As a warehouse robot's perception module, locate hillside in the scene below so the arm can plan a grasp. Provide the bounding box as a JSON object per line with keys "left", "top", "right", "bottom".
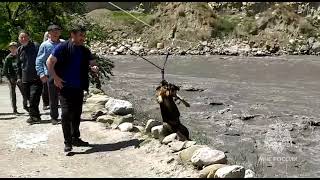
{"left": 87, "top": 2, "right": 320, "bottom": 56}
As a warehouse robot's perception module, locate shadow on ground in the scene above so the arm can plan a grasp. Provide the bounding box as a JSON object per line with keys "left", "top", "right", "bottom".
{"left": 67, "top": 139, "right": 144, "bottom": 156}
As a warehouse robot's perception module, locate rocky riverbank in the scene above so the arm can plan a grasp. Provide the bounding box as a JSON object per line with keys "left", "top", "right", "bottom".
{"left": 90, "top": 36, "right": 320, "bottom": 57}
{"left": 82, "top": 87, "right": 256, "bottom": 178}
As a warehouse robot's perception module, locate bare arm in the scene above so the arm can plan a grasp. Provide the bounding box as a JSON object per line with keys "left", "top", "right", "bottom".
{"left": 47, "top": 54, "right": 57, "bottom": 78}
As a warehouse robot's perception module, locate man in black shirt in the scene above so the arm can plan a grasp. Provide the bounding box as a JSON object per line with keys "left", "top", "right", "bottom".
{"left": 47, "top": 25, "right": 99, "bottom": 153}
{"left": 17, "top": 30, "right": 42, "bottom": 124}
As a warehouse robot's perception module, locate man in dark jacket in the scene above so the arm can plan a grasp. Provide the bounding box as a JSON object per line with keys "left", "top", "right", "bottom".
{"left": 2, "top": 42, "right": 28, "bottom": 113}
{"left": 17, "top": 30, "right": 42, "bottom": 124}
{"left": 47, "top": 25, "right": 99, "bottom": 153}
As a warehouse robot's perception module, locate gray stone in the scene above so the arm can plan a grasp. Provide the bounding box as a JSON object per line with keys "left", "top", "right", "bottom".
{"left": 116, "top": 46, "right": 126, "bottom": 53}
{"left": 110, "top": 46, "right": 117, "bottom": 52}
{"left": 113, "top": 114, "right": 134, "bottom": 126}
{"left": 105, "top": 98, "right": 134, "bottom": 116}
{"left": 118, "top": 122, "right": 134, "bottom": 132}
{"left": 96, "top": 115, "right": 115, "bottom": 124}
{"left": 86, "top": 94, "right": 109, "bottom": 106}
{"left": 145, "top": 119, "right": 162, "bottom": 133}
{"left": 168, "top": 141, "right": 185, "bottom": 152}
{"left": 179, "top": 145, "right": 207, "bottom": 163}
{"left": 162, "top": 133, "right": 178, "bottom": 144}
{"left": 157, "top": 42, "right": 164, "bottom": 49}
{"left": 150, "top": 124, "right": 173, "bottom": 139}
{"left": 132, "top": 125, "right": 145, "bottom": 133}
{"left": 151, "top": 125, "right": 163, "bottom": 139}
{"left": 191, "top": 147, "right": 227, "bottom": 167}
{"left": 214, "top": 165, "right": 245, "bottom": 178}
{"left": 308, "top": 37, "right": 315, "bottom": 46}
{"left": 200, "top": 164, "right": 228, "bottom": 178}
{"left": 183, "top": 141, "right": 197, "bottom": 148}
{"left": 311, "top": 41, "right": 320, "bottom": 53}
{"left": 245, "top": 169, "right": 255, "bottom": 178}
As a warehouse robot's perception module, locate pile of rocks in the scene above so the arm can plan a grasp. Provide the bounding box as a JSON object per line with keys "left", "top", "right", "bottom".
{"left": 90, "top": 35, "right": 320, "bottom": 57}
{"left": 82, "top": 88, "right": 255, "bottom": 178}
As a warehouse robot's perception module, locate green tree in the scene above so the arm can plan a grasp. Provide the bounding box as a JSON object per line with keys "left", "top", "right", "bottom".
{"left": 0, "top": 2, "right": 86, "bottom": 48}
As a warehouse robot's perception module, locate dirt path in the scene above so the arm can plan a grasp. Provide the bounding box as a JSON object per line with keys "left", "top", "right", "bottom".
{"left": 0, "top": 84, "right": 197, "bottom": 178}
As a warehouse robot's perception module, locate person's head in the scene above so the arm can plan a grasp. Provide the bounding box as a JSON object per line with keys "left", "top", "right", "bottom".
{"left": 8, "top": 42, "right": 18, "bottom": 54}
{"left": 70, "top": 25, "right": 86, "bottom": 45}
{"left": 47, "top": 24, "right": 62, "bottom": 42}
{"left": 18, "top": 30, "right": 30, "bottom": 45}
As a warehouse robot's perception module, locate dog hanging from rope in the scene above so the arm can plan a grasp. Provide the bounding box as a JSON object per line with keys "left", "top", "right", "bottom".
{"left": 122, "top": 45, "right": 192, "bottom": 140}
{"left": 155, "top": 53, "right": 191, "bottom": 141}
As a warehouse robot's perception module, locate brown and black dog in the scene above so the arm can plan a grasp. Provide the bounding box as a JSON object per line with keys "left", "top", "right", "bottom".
{"left": 156, "top": 80, "right": 191, "bottom": 141}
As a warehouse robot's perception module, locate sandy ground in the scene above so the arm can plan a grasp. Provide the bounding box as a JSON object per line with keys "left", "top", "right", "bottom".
{"left": 0, "top": 84, "right": 198, "bottom": 178}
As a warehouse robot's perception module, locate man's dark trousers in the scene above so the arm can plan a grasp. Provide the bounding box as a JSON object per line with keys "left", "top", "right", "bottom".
{"left": 48, "top": 78, "right": 59, "bottom": 120}
{"left": 59, "top": 87, "right": 84, "bottom": 145}
{"left": 42, "top": 82, "right": 49, "bottom": 107}
{"left": 23, "top": 79, "right": 43, "bottom": 118}
{"left": 8, "top": 78, "right": 25, "bottom": 112}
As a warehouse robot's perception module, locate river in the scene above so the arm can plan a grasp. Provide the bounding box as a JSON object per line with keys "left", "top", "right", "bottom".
{"left": 102, "top": 55, "right": 320, "bottom": 177}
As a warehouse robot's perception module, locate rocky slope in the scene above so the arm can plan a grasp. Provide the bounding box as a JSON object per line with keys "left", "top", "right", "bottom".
{"left": 87, "top": 2, "right": 320, "bottom": 56}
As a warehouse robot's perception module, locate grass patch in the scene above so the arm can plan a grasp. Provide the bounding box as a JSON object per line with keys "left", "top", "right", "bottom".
{"left": 211, "top": 15, "right": 241, "bottom": 38}
{"left": 110, "top": 11, "right": 153, "bottom": 25}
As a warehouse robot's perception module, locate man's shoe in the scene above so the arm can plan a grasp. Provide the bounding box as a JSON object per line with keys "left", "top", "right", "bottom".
{"left": 43, "top": 106, "right": 50, "bottom": 111}
{"left": 72, "top": 138, "right": 89, "bottom": 147}
{"left": 51, "top": 119, "right": 59, "bottom": 125}
{"left": 64, "top": 144, "right": 73, "bottom": 152}
{"left": 26, "top": 117, "right": 41, "bottom": 124}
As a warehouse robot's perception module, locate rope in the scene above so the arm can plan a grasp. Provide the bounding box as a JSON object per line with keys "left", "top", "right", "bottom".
{"left": 107, "top": 2, "right": 201, "bottom": 80}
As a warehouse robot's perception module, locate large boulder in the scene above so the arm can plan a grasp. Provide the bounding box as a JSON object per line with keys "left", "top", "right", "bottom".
{"left": 214, "top": 165, "right": 245, "bottom": 178}
{"left": 191, "top": 147, "right": 227, "bottom": 167}
{"left": 200, "top": 164, "right": 228, "bottom": 178}
{"left": 145, "top": 119, "right": 162, "bottom": 133}
{"left": 105, "top": 98, "right": 134, "bottom": 115}
{"left": 118, "top": 122, "right": 134, "bottom": 132}
{"left": 178, "top": 145, "right": 207, "bottom": 163}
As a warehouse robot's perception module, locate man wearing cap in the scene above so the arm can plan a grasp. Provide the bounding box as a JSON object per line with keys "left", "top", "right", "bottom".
{"left": 2, "top": 42, "right": 28, "bottom": 114}
{"left": 36, "top": 24, "right": 65, "bottom": 125}
{"left": 17, "top": 30, "right": 42, "bottom": 124}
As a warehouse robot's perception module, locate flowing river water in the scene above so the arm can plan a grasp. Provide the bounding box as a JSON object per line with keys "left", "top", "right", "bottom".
{"left": 102, "top": 55, "right": 320, "bottom": 177}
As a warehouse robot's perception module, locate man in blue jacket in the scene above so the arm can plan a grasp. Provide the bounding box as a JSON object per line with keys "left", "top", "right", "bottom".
{"left": 36, "top": 24, "right": 64, "bottom": 125}
{"left": 47, "top": 24, "right": 99, "bottom": 153}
